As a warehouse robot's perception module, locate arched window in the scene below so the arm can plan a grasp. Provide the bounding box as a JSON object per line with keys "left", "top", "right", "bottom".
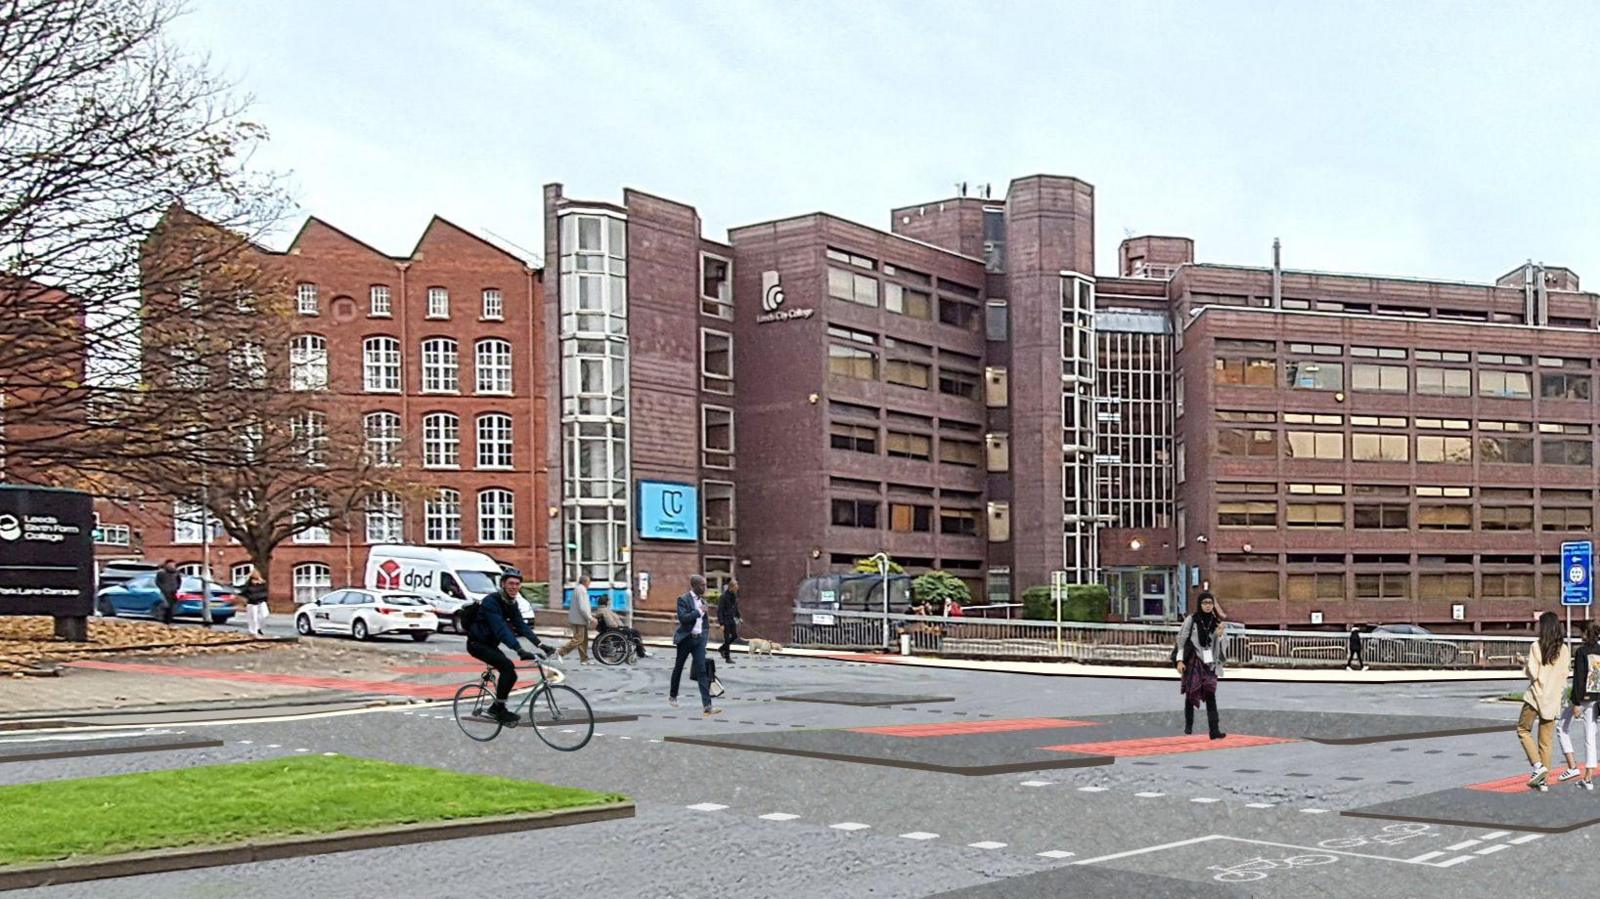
{"left": 292, "top": 563, "right": 331, "bottom": 603}
{"left": 365, "top": 491, "right": 404, "bottom": 543}
{"left": 478, "top": 488, "right": 514, "bottom": 544}
{"left": 422, "top": 412, "right": 460, "bottom": 468}
{"left": 290, "top": 334, "right": 328, "bottom": 391}
{"left": 363, "top": 411, "right": 402, "bottom": 467}
{"left": 363, "top": 336, "right": 401, "bottom": 392}
{"left": 425, "top": 488, "right": 461, "bottom": 544}
{"left": 230, "top": 562, "right": 255, "bottom": 585}
{"left": 421, "top": 337, "right": 458, "bottom": 392}
{"left": 476, "top": 412, "right": 513, "bottom": 469}
{"left": 291, "top": 488, "right": 330, "bottom": 544}
{"left": 475, "top": 338, "right": 512, "bottom": 394}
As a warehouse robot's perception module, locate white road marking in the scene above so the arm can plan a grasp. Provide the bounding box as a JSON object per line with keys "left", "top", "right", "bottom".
{"left": 899, "top": 832, "right": 939, "bottom": 840}
{"left": 1509, "top": 834, "right": 1543, "bottom": 845}
{"left": 1134, "top": 791, "right": 1166, "bottom": 798}
{"left": 1020, "top": 780, "right": 1054, "bottom": 787}
{"left": 237, "top": 740, "right": 253, "bottom": 745}
{"left": 1077, "top": 786, "right": 1108, "bottom": 793}
{"left": 830, "top": 822, "right": 871, "bottom": 831}
{"left": 619, "top": 736, "right": 631, "bottom": 740}
{"left": 1300, "top": 808, "right": 1331, "bottom": 814}
{"left": 293, "top": 748, "right": 309, "bottom": 753}
{"left": 1076, "top": 834, "right": 1461, "bottom": 868}
{"left": 1476, "top": 844, "right": 1510, "bottom": 856}
{"left": 1436, "top": 856, "right": 1477, "bottom": 868}
{"left": 649, "top": 739, "right": 663, "bottom": 744}
{"left": 968, "top": 841, "right": 1007, "bottom": 850}
{"left": 1190, "top": 797, "right": 1221, "bottom": 804}
{"left": 265, "top": 744, "right": 281, "bottom": 749}
{"left": 1480, "top": 831, "right": 1510, "bottom": 840}
{"left": 322, "top": 752, "right": 338, "bottom": 757}
{"left": 1037, "top": 850, "right": 1075, "bottom": 859}
{"left": 1445, "top": 840, "right": 1481, "bottom": 851}
{"left": 686, "top": 803, "right": 727, "bottom": 812}
{"left": 1407, "top": 851, "right": 1446, "bottom": 863}
{"left": 759, "top": 813, "right": 800, "bottom": 821}
{"left": 1245, "top": 802, "right": 1275, "bottom": 809}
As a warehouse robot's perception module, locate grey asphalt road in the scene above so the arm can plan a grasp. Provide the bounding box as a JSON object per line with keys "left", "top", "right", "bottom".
{"left": 6, "top": 651, "right": 1593, "bottom": 898}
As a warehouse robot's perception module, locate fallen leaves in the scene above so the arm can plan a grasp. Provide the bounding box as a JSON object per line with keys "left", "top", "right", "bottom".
{"left": 0, "top": 617, "right": 283, "bottom": 674}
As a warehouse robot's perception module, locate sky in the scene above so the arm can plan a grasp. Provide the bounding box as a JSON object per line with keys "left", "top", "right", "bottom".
{"left": 170, "top": 0, "right": 1600, "bottom": 283}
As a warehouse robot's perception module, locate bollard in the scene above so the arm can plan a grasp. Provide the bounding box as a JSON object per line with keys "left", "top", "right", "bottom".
{"left": 900, "top": 633, "right": 911, "bottom": 656}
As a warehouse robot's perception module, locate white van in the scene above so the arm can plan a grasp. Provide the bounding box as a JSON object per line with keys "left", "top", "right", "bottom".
{"left": 364, "top": 545, "right": 532, "bottom": 633}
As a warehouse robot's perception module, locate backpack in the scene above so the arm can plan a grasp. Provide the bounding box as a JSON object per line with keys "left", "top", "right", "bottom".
{"left": 1586, "top": 651, "right": 1600, "bottom": 696}
{"left": 457, "top": 601, "right": 482, "bottom": 637}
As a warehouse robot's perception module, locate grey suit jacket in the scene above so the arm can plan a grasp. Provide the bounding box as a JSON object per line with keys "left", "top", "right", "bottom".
{"left": 673, "top": 592, "right": 708, "bottom": 646}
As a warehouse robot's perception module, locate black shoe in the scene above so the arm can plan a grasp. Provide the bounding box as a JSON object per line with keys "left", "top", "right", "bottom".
{"left": 489, "top": 704, "right": 519, "bottom": 726}
{"left": 1210, "top": 732, "right": 1226, "bottom": 741}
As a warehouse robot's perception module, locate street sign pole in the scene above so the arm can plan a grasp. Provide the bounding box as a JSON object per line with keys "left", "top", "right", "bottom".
{"left": 1051, "top": 570, "right": 1067, "bottom": 656}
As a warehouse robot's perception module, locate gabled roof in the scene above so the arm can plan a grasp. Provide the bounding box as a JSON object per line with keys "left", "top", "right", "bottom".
{"left": 409, "top": 215, "right": 538, "bottom": 267}
{"left": 285, "top": 216, "right": 404, "bottom": 261}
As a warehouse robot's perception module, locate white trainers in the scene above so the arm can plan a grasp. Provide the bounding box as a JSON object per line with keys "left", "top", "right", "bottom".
{"left": 1583, "top": 780, "right": 1595, "bottom": 791}
{"left": 1557, "top": 768, "right": 1584, "bottom": 784}
{"left": 668, "top": 697, "right": 680, "bottom": 709}
{"left": 1528, "top": 766, "right": 1549, "bottom": 789}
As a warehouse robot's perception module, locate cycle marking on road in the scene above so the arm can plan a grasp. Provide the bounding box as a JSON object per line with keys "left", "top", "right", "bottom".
{"left": 1037, "top": 850, "right": 1075, "bottom": 859}
{"left": 968, "top": 841, "right": 1007, "bottom": 850}
{"left": 830, "top": 822, "right": 871, "bottom": 831}
{"left": 686, "top": 803, "right": 728, "bottom": 812}
{"left": 1508, "top": 834, "right": 1543, "bottom": 845}
{"left": 759, "top": 813, "right": 800, "bottom": 822}
{"left": 899, "top": 832, "right": 939, "bottom": 840}
{"left": 1444, "top": 840, "right": 1480, "bottom": 851}
{"left": 1475, "top": 844, "right": 1510, "bottom": 856}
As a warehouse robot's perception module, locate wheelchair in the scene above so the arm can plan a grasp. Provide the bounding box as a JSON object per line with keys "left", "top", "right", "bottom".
{"left": 592, "top": 620, "right": 637, "bottom": 666}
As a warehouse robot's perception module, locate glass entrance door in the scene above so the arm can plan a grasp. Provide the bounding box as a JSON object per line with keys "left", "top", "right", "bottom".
{"left": 1140, "top": 570, "right": 1171, "bottom": 620}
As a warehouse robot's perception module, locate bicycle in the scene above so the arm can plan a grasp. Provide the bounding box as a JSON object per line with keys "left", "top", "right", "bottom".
{"left": 1208, "top": 854, "right": 1338, "bottom": 883}
{"left": 452, "top": 657, "right": 595, "bottom": 750}
{"left": 1318, "top": 823, "right": 1434, "bottom": 850}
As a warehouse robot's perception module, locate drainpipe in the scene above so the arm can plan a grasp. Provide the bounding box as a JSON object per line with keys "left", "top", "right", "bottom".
{"left": 1271, "top": 238, "right": 1282, "bottom": 308}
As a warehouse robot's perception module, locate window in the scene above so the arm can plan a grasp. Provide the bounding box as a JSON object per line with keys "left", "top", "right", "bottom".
{"left": 1479, "top": 370, "right": 1532, "bottom": 399}
{"left": 986, "top": 433, "right": 1009, "bottom": 472}
{"left": 1218, "top": 481, "right": 1278, "bottom": 494}
{"left": 95, "top": 523, "right": 131, "bottom": 546}
{"left": 882, "top": 283, "right": 933, "bottom": 320}
{"left": 1482, "top": 573, "right": 1535, "bottom": 600}
{"left": 1351, "top": 363, "right": 1407, "bottom": 393}
{"left": 1478, "top": 353, "right": 1529, "bottom": 365}
{"left": 939, "top": 298, "right": 981, "bottom": 332}
{"left": 885, "top": 358, "right": 931, "bottom": 390}
{"left": 1541, "top": 373, "right": 1591, "bottom": 401}
{"left": 1541, "top": 438, "right": 1593, "bottom": 466}
{"left": 1212, "top": 571, "right": 1279, "bottom": 603}
{"left": 1417, "top": 435, "right": 1472, "bottom": 463}
{"left": 703, "top": 480, "right": 735, "bottom": 544}
{"left": 422, "top": 412, "right": 460, "bottom": 468}
{"left": 939, "top": 438, "right": 981, "bottom": 467}
{"left": 475, "top": 338, "right": 513, "bottom": 394}
{"left": 228, "top": 562, "right": 254, "bottom": 585}
{"left": 421, "top": 338, "right": 459, "bottom": 392}
{"left": 427, "top": 287, "right": 449, "bottom": 318}
{"left": 1287, "top": 482, "right": 1344, "bottom": 495}
{"left": 293, "top": 410, "right": 328, "bottom": 466}
{"left": 1287, "top": 502, "right": 1345, "bottom": 528}
{"left": 701, "top": 254, "right": 732, "bottom": 318}
{"left": 476, "top": 413, "right": 513, "bottom": 469}
{"left": 365, "top": 491, "right": 403, "bottom": 543}
{"left": 1214, "top": 356, "right": 1277, "bottom": 387}
{"left": 1286, "top": 431, "right": 1344, "bottom": 460}
{"left": 987, "top": 502, "right": 1010, "bottom": 542}
{"left": 1355, "top": 573, "right": 1410, "bottom": 601}
{"left": 1175, "top": 441, "right": 1186, "bottom": 483}
{"left": 831, "top": 498, "right": 878, "bottom": 528}
{"left": 890, "top": 503, "right": 932, "bottom": 533}
{"left": 425, "top": 488, "right": 462, "bottom": 543}
{"left": 1354, "top": 503, "right": 1409, "bottom": 529}
{"left": 1417, "top": 505, "right": 1472, "bottom": 530}
{"left": 1287, "top": 573, "right": 1344, "bottom": 601}
{"left": 984, "top": 301, "right": 1008, "bottom": 340}
{"left": 984, "top": 367, "right": 1008, "bottom": 407}
{"left": 1216, "top": 428, "right": 1278, "bottom": 458}
{"left": 830, "top": 422, "right": 877, "bottom": 454}
{"left": 172, "top": 500, "right": 218, "bottom": 545}
{"left": 1351, "top": 433, "right": 1409, "bottom": 462}
{"left": 828, "top": 345, "right": 876, "bottom": 380}
{"left": 1478, "top": 435, "right": 1534, "bottom": 464}
{"left": 701, "top": 329, "right": 733, "bottom": 394}
{"left": 1218, "top": 501, "right": 1278, "bottom": 528}
{"left": 702, "top": 405, "right": 733, "bottom": 468}
{"left": 369, "top": 285, "right": 391, "bottom": 317}
{"left": 1481, "top": 506, "right": 1534, "bottom": 531}
{"left": 292, "top": 563, "right": 331, "bottom": 604}
{"left": 290, "top": 335, "right": 328, "bottom": 391}
{"left": 939, "top": 368, "right": 978, "bottom": 400}
{"left": 1418, "top": 573, "right": 1473, "bottom": 602}
{"left": 940, "top": 508, "right": 979, "bottom": 537}
{"left": 296, "top": 283, "right": 318, "bottom": 315}
{"left": 1543, "top": 506, "right": 1594, "bottom": 531}
{"left": 1284, "top": 360, "right": 1343, "bottom": 390}
{"left": 228, "top": 341, "right": 267, "bottom": 388}
{"left": 828, "top": 267, "right": 877, "bottom": 306}
{"left": 1415, "top": 367, "right": 1471, "bottom": 396}
{"left": 292, "top": 488, "right": 330, "bottom": 544}
{"left": 886, "top": 431, "right": 931, "bottom": 461}
{"left": 363, "top": 411, "right": 402, "bottom": 467}
{"left": 477, "top": 489, "right": 514, "bottom": 544}
{"left": 363, "top": 336, "right": 401, "bottom": 392}
{"left": 1351, "top": 346, "right": 1407, "bottom": 359}
{"left": 827, "top": 247, "right": 875, "bottom": 269}
{"left": 481, "top": 289, "right": 503, "bottom": 321}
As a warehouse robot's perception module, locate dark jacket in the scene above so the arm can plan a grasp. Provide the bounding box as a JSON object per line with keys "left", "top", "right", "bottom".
{"left": 1575, "top": 644, "right": 1600, "bottom": 704}
{"left": 469, "top": 590, "right": 541, "bottom": 652}
{"left": 674, "top": 591, "right": 708, "bottom": 646}
{"left": 240, "top": 582, "right": 269, "bottom": 606}
{"left": 717, "top": 589, "right": 740, "bottom": 627}
{"left": 154, "top": 567, "right": 180, "bottom": 599}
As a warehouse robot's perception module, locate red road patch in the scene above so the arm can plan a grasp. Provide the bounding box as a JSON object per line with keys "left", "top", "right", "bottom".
{"left": 1468, "top": 771, "right": 1594, "bottom": 793}
{"left": 852, "top": 718, "right": 1097, "bottom": 738}
{"left": 1042, "top": 733, "right": 1297, "bottom": 757}
{"left": 70, "top": 659, "right": 460, "bottom": 700}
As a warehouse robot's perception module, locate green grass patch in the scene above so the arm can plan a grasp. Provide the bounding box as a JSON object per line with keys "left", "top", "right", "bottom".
{"left": 0, "top": 755, "right": 624, "bottom": 866}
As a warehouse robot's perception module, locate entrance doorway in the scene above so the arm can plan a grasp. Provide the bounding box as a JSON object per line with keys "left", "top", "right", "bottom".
{"left": 1107, "top": 567, "right": 1175, "bottom": 621}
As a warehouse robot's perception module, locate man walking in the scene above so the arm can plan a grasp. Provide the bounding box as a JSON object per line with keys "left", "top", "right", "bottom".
{"left": 670, "top": 574, "right": 720, "bottom": 716}
{"left": 556, "top": 573, "right": 595, "bottom": 664}
{"left": 718, "top": 578, "right": 742, "bottom": 664}
{"left": 155, "top": 560, "right": 181, "bottom": 625}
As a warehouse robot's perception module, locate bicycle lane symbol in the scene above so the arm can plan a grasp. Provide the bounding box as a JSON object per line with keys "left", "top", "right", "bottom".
{"left": 1208, "top": 853, "right": 1338, "bottom": 883}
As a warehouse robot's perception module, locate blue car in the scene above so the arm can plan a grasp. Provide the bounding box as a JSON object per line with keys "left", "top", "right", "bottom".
{"left": 96, "top": 574, "right": 239, "bottom": 623}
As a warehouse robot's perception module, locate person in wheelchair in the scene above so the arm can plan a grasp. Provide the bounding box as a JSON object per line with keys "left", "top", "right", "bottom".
{"left": 594, "top": 594, "right": 648, "bottom": 660}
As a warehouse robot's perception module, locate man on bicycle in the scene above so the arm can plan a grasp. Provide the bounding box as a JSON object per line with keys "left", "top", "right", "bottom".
{"left": 465, "top": 570, "right": 550, "bottom": 726}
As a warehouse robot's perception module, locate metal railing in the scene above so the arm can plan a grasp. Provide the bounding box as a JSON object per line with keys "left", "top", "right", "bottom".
{"left": 791, "top": 609, "right": 1537, "bottom": 671}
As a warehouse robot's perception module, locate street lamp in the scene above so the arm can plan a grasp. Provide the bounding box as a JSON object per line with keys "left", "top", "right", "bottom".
{"left": 868, "top": 551, "right": 891, "bottom": 651}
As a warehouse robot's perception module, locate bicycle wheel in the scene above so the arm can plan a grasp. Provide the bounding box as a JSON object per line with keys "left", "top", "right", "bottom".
{"left": 527, "top": 684, "right": 594, "bottom": 751}
{"left": 453, "top": 682, "right": 503, "bottom": 742}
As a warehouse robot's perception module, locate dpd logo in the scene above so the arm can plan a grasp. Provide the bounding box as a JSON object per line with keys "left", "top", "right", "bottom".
{"left": 375, "top": 559, "right": 402, "bottom": 590}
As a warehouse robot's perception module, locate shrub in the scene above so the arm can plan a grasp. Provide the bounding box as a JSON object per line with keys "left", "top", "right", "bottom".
{"left": 853, "top": 557, "right": 905, "bottom": 575}
{"left": 520, "top": 582, "right": 550, "bottom": 607}
{"left": 912, "top": 570, "right": 971, "bottom": 608}
{"left": 1021, "top": 583, "right": 1110, "bottom": 622}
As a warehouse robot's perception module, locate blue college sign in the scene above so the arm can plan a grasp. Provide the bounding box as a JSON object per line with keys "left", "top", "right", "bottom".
{"left": 637, "top": 480, "right": 699, "bottom": 541}
{"left": 1562, "top": 540, "right": 1593, "bottom": 607}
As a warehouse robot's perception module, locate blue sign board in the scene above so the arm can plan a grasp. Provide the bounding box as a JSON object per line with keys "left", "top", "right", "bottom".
{"left": 562, "top": 586, "right": 629, "bottom": 613}
{"left": 637, "top": 480, "right": 699, "bottom": 541}
{"left": 1562, "top": 540, "right": 1593, "bottom": 607}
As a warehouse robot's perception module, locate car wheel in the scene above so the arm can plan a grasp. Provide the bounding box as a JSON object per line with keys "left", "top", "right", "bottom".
{"left": 97, "top": 597, "right": 116, "bottom": 618}
{"left": 295, "top": 615, "right": 314, "bottom": 636}
{"left": 411, "top": 631, "right": 431, "bottom": 642}
{"left": 352, "top": 618, "right": 370, "bottom": 641}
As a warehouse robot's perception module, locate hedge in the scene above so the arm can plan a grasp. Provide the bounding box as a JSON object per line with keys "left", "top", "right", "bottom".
{"left": 1021, "top": 584, "right": 1110, "bottom": 622}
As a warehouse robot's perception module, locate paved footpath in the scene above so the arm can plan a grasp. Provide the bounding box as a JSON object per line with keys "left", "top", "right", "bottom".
{"left": 3, "top": 646, "right": 1587, "bottom": 898}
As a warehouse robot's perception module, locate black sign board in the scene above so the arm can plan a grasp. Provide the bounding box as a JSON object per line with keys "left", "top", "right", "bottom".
{"left": 0, "top": 485, "right": 95, "bottom": 617}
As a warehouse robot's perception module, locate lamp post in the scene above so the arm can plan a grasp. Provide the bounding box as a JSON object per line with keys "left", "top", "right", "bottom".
{"left": 868, "top": 551, "right": 891, "bottom": 651}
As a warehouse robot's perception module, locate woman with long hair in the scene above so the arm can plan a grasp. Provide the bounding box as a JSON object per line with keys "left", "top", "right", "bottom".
{"left": 1555, "top": 620, "right": 1600, "bottom": 790}
{"left": 240, "top": 568, "right": 270, "bottom": 637}
{"left": 1519, "top": 610, "right": 1572, "bottom": 790}
{"left": 1172, "top": 591, "right": 1227, "bottom": 740}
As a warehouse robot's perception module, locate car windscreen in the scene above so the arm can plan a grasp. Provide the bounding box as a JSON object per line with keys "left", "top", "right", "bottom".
{"left": 180, "top": 577, "right": 234, "bottom": 593}
{"left": 380, "top": 594, "right": 429, "bottom": 607}
{"left": 457, "top": 570, "right": 500, "bottom": 594}
{"left": 120, "top": 574, "right": 155, "bottom": 589}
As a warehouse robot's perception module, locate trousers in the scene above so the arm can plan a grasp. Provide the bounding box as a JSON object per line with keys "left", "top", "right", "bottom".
{"left": 1557, "top": 700, "right": 1598, "bottom": 769}
{"left": 671, "top": 633, "right": 713, "bottom": 709}
{"left": 467, "top": 640, "right": 518, "bottom": 703}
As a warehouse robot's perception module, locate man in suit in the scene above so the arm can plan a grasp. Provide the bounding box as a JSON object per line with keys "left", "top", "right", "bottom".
{"left": 717, "top": 578, "right": 742, "bottom": 664}
{"left": 669, "top": 574, "right": 720, "bottom": 716}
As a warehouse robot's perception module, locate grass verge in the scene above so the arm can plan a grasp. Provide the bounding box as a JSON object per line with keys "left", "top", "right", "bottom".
{"left": 0, "top": 755, "right": 624, "bottom": 866}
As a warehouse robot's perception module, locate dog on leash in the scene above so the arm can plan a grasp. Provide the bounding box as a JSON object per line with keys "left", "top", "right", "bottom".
{"left": 746, "top": 638, "right": 784, "bottom": 656}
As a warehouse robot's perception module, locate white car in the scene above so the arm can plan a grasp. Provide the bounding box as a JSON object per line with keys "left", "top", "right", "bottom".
{"left": 294, "top": 589, "right": 439, "bottom": 642}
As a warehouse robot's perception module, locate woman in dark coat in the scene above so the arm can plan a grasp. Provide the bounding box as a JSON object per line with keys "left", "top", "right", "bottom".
{"left": 1172, "top": 591, "right": 1227, "bottom": 740}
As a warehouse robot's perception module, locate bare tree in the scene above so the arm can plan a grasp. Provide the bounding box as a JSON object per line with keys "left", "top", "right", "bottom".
{"left": 0, "top": 0, "right": 286, "bottom": 484}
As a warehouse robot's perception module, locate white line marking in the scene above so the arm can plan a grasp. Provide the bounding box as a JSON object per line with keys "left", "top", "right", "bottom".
{"left": 830, "top": 822, "right": 870, "bottom": 831}
{"left": 1408, "top": 851, "right": 1446, "bottom": 863}
{"left": 619, "top": 736, "right": 631, "bottom": 740}
{"left": 900, "top": 832, "right": 939, "bottom": 840}
{"left": 968, "top": 841, "right": 1007, "bottom": 850}
{"left": 1445, "top": 840, "right": 1481, "bottom": 851}
{"left": 1480, "top": 831, "right": 1510, "bottom": 840}
{"left": 650, "top": 739, "right": 662, "bottom": 743}
{"left": 1037, "top": 850, "right": 1075, "bottom": 859}
{"left": 759, "top": 813, "right": 800, "bottom": 821}
{"left": 1077, "top": 786, "right": 1108, "bottom": 793}
{"left": 686, "top": 803, "right": 727, "bottom": 812}
{"left": 1476, "top": 844, "right": 1510, "bottom": 856}
{"left": 1020, "top": 780, "right": 1054, "bottom": 787}
{"left": 293, "top": 748, "right": 309, "bottom": 753}
{"left": 265, "top": 744, "right": 281, "bottom": 749}
{"left": 1190, "top": 797, "right": 1221, "bottom": 804}
{"left": 1076, "top": 834, "right": 1455, "bottom": 868}
{"left": 1436, "top": 855, "right": 1476, "bottom": 868}
{"left": 237, "top": 740, "right": 253, "bottom": 745}
{"left": 1245, "top": 802, "right": 1275, "bottom": 808}
{"left": 1134, "top": 791, "right": 1165, "bottom": 798}
{"left": 1074, "top": 836, "right": 1220, "bottom": 866}
{"left": 1509, "top": 834, "right": 1543, "bottom": 845}
{"left": 1300, "top": 808, "right": 1331, "bottom": 814}
{"left": 321, "top": 752, "right": 338, "bottom": 757}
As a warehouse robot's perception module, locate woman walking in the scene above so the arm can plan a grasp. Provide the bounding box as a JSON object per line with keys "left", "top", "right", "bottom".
{"left": 1555, "top": 621, "right": 1600, "bottom": 790}
{"left": 240, "top": 569, "right": 270, "bottom": 637}
{"left": 1519, "top": 610, "right": 1571, "bottom": 791}
{"left": 1172, "top": 591, "right": 1227, "bottom": 740}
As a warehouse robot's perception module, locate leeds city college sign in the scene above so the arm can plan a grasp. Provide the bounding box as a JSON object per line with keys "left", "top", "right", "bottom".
{"left": 756, "top": 270, "right": 814, "bottom": 324}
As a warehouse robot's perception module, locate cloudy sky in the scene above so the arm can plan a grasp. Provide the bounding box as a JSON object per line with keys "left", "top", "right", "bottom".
{"left": 172, "top": 0, "right": 1599, "bottom": 283}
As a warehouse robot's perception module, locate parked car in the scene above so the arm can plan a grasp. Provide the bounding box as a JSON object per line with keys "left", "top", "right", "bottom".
{"left": 1366, "top": 624, "right": 1460, "bottom": 666}
{"left": 96, "top": 560, "right": 160, "bottom": 592}
{"left": 96, "top": 574, "right": 239, "bottom": 623}
{"left": 295, "top": 589, "right": 439, "bottom": 642}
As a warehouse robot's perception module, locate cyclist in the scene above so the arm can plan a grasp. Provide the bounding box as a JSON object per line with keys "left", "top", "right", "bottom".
{"left": 465, "top": 570, "right": 551, "bottom": 726}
